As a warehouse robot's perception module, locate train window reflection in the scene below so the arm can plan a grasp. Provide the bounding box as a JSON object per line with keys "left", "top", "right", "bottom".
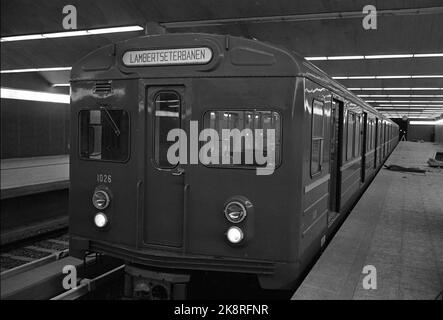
{"left": 354, "top": 115, "right": 361, "bottom": 157}
{"left": 346, "top": 111, "right": 355, "bottom": 161}
{"left": 154, "top": 91, "right": 181, "bottom": 168}
{"left": 79, "top": 109, "right": 130, "bottom": 162}
{"left": 311, "top": 100, "right": 324, "bottom": 175}
{"left": 202, "top": 110, "right": 281, "bottom": 168}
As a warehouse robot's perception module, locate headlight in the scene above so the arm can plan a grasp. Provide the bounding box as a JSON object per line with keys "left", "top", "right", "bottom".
{"left": 224, "top": 201, "right": 247, "bottom": 223}
{"left": 226, "top": 226, "right": 244, "bottom": 244}
{"left": 94, "top": 212, "right": 108, "bottom": 228}
{"left": 92, "top": 190, "right": 110, "bottom": 210}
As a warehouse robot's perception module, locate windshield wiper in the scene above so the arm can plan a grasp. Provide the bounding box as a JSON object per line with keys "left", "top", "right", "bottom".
{"left": 100, "top": 106, "right": 121, "bottom": 136}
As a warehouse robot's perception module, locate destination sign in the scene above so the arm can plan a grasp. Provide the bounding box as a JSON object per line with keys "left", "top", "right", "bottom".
{"left": 122, "top": 47, "right": 212, "bottom": 66}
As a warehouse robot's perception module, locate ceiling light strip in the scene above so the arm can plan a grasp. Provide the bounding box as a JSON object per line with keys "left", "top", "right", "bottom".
{"left": 348, "top": 88, "right": 443, "bottom": 91}
{"left": 1, "top": 67, "right": 72, "bottom": 74}
{"left": 358, "top": 94, "right": 443, "bottom": 97}
{"left": 305, "top": 53, "right": 443, "bottom": 61}
{"left": 52, "top": 83, "right": 71, "bottom": 87}
{"left": 409, "top": 119, "right": 443, "bottom": 125}
{"left": 1, "top": 87, "right": 70, "bottom": 104}
{"left": 365, "top": 100, "right": 443, "bottom": 103}
{"left": 1, "top": 25, "right": 143, "bottom": 42}
{"left": 333, "top": 75, "right": 443, "bottom": 80}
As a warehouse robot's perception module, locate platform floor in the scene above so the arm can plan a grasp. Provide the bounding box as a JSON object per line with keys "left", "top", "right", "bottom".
{"left": 293, "top": 141, "right": 443, "bottom": 300}
{"left": 0, "top": 155, "right": 69, "bottom": 199}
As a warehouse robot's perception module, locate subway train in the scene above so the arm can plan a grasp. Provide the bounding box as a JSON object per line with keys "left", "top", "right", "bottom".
{"left": 69, "top": 33, "right": 399, "bottom": 297}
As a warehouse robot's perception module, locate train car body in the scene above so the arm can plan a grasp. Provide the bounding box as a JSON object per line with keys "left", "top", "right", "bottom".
{"left": 69, "top": 33, "right": 398, "bottom": 292}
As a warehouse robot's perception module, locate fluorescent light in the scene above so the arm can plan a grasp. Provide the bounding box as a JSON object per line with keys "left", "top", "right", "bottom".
{"left": 336, "top": 75, "right": 441, "bottom": 79}
{"left": 305, "top": 57, "right": 328, "bottom": 61}
{"left": 1, "top": 25, "right": 143, "bottom": 42}
{"left": 358, "top": 94, "right": 443, "bottom": 97}
{"left": 1, "top": 87, "right": 69, "bottom": 104}
{"left": 52, "top": 83, "right": 71, "bottom": 87}
{"left": 1, "top": 67, "right": 71, "bottom": 74}
{"left": 365, "top": 54, "right": 413, "bottom": 59}
{"left": 328, "top": 55, "right": 365, "bottom": 60}
{"left": 87, "top": 26, "right": 143, "bottom": 35}
{"left": 377, "top": 104, "right": 443, "bottom": 107}
{"left": 409, "top": 88, "right": 443, "bottom": 90}
{"left": 349, "top": 76, "right": 376, "bottom": 79}
{"left": 413, "top": 53, "right": 443, "bottom": 58}
{"left": 332, "top": 76, "right": 376, "bottom": 79}
{"left": 367, "top": 100, "right": 443, "bottom": 103}
{"left": 376, "top": 107, "right": 427, "bottom": 110}
{"left": 411, "top": 75, "right": 443, "bottom": 78}
{"left": 349, "top": 88, "right": 443, "bottom": 91}
{"left": 305, "top": 53, "right": 443, "bottom": 61}
{"left": 376, "top": 75, "right": 411, "bottom": 79}
{"left": 409, "top": 119, "right": 443, "bottom": 125}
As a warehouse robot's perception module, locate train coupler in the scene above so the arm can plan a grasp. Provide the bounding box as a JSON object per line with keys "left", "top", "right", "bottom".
{"left": 124, "top": 264, "right": 190, "bottom": 300}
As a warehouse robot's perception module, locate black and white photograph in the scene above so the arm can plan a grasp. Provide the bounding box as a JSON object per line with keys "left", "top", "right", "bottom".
{"left": 1, "top": 0, "right": 442, "bottom": 310}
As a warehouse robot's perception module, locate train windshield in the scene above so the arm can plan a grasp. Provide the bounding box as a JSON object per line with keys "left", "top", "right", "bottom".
{"left": 79, "top": 109, "right": 130, "bottom": 162}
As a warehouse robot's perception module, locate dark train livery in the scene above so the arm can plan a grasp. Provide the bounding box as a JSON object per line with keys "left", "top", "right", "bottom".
{"left": 69, "top": 33, "right": 398, "bottom": 295}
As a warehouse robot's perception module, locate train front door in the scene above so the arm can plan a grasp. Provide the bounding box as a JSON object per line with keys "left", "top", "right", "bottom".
{"left": 144, "top": 86, "right": 186, "bottom": 247}
{"left": 328, "top": 98, "right": 343, "bottom": 226}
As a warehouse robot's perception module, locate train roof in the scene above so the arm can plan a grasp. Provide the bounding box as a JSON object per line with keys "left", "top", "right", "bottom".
{"left": 71, "top": 33, "right": 395, "bottom": 125}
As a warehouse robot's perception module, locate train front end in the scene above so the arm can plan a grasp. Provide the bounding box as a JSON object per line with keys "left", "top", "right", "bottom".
{"left": 69, "top": 33, "right": 304, "bottom": 296}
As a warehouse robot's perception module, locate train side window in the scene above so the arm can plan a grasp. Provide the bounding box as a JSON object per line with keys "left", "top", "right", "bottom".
{"left": 154, "top": 91, "right": 181, "bottom": 168}
{"left": 202, "top": 110, "right": 281, "bottom": 168}
{"left": 366, "top": 120, "right": 371, "bottom": 151}
{"left": 79, "top": 109, "right": 130, "bottom": 162}
{"left": 311, "top": 99, "right": 324, "bottom": 176}
{"left": 346, "top": 111, "right": 355, "bottom": 161}
{"left": 354, "top": 114, "right": 360, "bottom": 157}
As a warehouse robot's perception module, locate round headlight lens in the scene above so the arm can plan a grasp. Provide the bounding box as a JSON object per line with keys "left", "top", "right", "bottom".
{"left": 94, "top": 212, "right": 108, "bottom": 228}
{"left": 224, "top": 201, "right": 247, "bottom": 223}
{"left": 92, "top": 190, "right": 110, "bottom": 210}
{"left": 226, "top": 226, "right": 244, "bottom": 244}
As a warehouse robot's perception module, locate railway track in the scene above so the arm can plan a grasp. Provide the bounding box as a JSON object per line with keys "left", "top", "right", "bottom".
{"left": 1, "top": 230, "right": 125, "bottom": 300}
{"left": 1, "top": 233, "right": 70, "bottom": 272}
{"left": 1, "top": 233, "right": 288, "bottom": 300}
{"left": 1, "top": 251, "right": 124, "bottom": 300}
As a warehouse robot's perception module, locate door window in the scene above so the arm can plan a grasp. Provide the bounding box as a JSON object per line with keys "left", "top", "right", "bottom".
{"left": 154, "top": 91, "right": 181, "bottom": 168}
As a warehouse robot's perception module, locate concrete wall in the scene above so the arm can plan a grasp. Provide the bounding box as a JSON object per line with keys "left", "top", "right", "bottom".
{"left": 1, "top": 99, "right": 70, "bottom": 159}
{"left": 1, "top": 73, "right": 70, "bottom": 159}
{"left": 407, "top": 124, "right": 435, "bottom": 142}
{"left": 435, "top": 124, "right": 443, "bottom": 144}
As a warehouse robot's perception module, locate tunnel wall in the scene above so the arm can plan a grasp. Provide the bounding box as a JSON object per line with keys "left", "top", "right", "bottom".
{"left": 435, "top": 124, "right": 443, "bottom": 144}
{"left": 1, "top": 99, "right": 70, "bottom": 159}
{"left": 407, "top": 124, "right": 435, "bottom": 142}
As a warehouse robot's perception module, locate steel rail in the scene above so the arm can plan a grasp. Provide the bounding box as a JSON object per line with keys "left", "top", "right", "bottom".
{"left": 0, "top": 249, "right": 69, "bottom": 279}
{"left": 51, "top": 264, "right": 125, "bottom": 300}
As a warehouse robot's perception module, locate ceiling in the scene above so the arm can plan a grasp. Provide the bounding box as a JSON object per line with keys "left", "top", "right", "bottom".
{"left": 2, "top": 0, "right": 443, "bottom": 119}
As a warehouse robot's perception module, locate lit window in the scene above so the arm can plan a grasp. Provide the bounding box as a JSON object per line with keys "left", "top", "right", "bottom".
{"left": 202, "top": 110, "right": 281, "bottom": 168}
{"left": 154, "top": 91, "right": 181, "bottom": 168}
{"left": 79, "top": 109, "right": 130, "bottom": 162}
{"left": 311, "top": 100, "right": 325, "bottom": 175}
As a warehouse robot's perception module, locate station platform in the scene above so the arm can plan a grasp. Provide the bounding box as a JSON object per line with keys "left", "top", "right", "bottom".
{"left": 1, "top": 155, "right": 69, "bottom": 199}
{"left": 1, "top": 155, "right": 70, "bottom": 244}
{"left": 293, "top": 141, "right": 443, "bottom": 300}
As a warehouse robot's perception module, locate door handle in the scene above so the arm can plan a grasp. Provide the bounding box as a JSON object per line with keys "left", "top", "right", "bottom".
{"left": 171, "top": 167, "right": 185, "bottom": 176}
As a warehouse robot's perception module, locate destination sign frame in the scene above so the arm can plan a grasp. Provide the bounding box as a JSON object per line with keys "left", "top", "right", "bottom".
{"left": 122, "top": 47, "right": 213, "bottom": 66}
